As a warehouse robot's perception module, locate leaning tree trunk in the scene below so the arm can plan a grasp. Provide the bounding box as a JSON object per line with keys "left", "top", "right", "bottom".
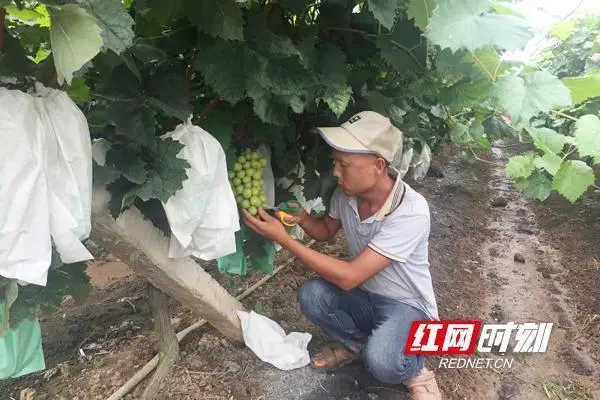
{"left": 90, "top": 184, "right": 247, "bottom": 395}
{"left": 142, "top": 284, "right": 180, "bottom": 399}
{"left": 90, "top": 184, "right": 245, "bottom": 342}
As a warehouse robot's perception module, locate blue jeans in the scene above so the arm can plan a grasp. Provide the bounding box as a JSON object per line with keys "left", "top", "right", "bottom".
{"left": 298, "top": 277, "right": 427, "bottom": 384}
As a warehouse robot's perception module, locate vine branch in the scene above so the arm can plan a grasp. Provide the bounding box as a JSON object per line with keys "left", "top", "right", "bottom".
{"left": 551, "top": 110, "right": 578, "bottom": 122}
{"left": 390, "top": 39, "right": 424, "bottom": 70}
{"left": 145, "top": 25, "right": 193, "bottom": 40}
{"left": 0, "top": 7, "right": 6, "bottom": 51}
{"left": 327, "top": 26, "right": 367, "bottom": 34}
{"left": 468, "top": 144, "right": 504, "bottom": 167}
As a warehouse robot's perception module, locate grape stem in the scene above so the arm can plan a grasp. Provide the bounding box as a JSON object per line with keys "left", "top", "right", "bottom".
{"left": 195, "top": 96, "right": 220, "bottom": 120}
{"left": 0, "top": 8, "right": 5, "bottom": 50}
{"left": 468, "top": 144, "right": 504, "bottom": 167}
{"left": 185, "top": 51, "right": 197, "bottom": 85}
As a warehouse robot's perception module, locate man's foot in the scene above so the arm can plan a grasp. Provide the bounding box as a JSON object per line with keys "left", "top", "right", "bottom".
{"left": 310, "top": 343, "right": 359, "bottom": 372}
{"left": 406, "top": 367, "right": 442, "bottom": 400}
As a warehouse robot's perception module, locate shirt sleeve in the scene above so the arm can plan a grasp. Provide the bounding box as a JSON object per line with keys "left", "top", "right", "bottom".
{"left": 327, "top": 187, "right": 343, "bottom": 220}
{"left": 368, "top": 213, "right": 429, "bottom": 263}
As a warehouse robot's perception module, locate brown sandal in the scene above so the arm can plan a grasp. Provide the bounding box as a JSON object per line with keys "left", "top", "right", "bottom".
{"left": 407, "top": 367, "right": 442, "bottom": 400}
{"left": 310, "top": 343, "right": 359, "bottom": 372}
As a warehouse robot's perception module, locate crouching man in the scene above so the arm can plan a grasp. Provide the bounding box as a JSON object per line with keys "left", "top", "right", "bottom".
{"left": 242, "top": 111, "right": 442, "bottom": 400}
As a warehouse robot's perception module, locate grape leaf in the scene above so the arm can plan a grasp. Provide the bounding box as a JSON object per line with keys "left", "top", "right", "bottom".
{"left": 449, "top": 123, "right": 469, "bottom": 144}
{"left": 493, "top": 72, "right": 572, "bottom": 126}
{"left": 107, "top": 102, "right": 157, "bottom": 143}
{"left": 515, "top": 171, "right": 552, "bottom": 201}
{"left": 6, "top": 6, "right": 46, "bottom": 23}
{"left": 132, "top": 139, "right": 189, "bottom": 203}
{"left": 469, "top": 119, "right": 484, "bottom": 139}
{"left": 136, "top": 0, "right": 182, "bottom": 25}
{"left": 469, "top": 47, "right": 510, "bottom": 80}
{"left": 196, "top": 40, "right": 246, "bottom": 104}
{"left": 66, "top": 76, "right": 90, "bottom": 104}
{"left": 550, "top": 20, "right": 575, "bottom": 41}
{"left": 252, "top": 55, "right": 310, "bottom": 99}
{"left": 526, "top": 127, "right": 568, "bottom": 154}
{"left": 246, "top": 80, "right": 289, "bottom": 126}
{"left": 282, "top": 0, "right": 311, "bottom": 14}
{"left": 574, "top": 114, "right": 600, "bottom": 164}
{"left": 322, "top": 84, "right": 353, "bottom": 119}
{"left": 146, "top": 72, "right": 192, "bottom": 121}
{"left": 197, "top": 110, "right": 234, "bottom": 151}
{"left": 48, "top": 5, "right": 103, "bottom": 84}
{"left": 561, "top": 75, "right": 600, "bottom": 105}
{"left": 3, "top": 259, "right": 90, "bottom": 329}
{"left": 187, "top": 0, "right": 243, "bottom": 41}
{"left": 106, "top": 176, "right": 136, "bottom": 218}
{"left": 79, "top": 0, "right": 135, "bottom": 55}
{"left": 534, "top": 153, "right": 562, "bottom": 176}
{"left": 407, "top": 0, "right": 436, "bottom": 31}
{"left": 483, "top": 115, "right": 515, "bottom": 139}
{"left": 93, "top": 161, "right": 121, "bottom": 184}
{"left": 490, "top": 1, "right": 525, "bottom": 18}
{"left": 377, "top": 19, "right": 427, "bottom": 72}
{"left": 440, "top": 78, "right": 490, "bottom": 109}
{"left": 368, "top": 0, "right": 399, "bottom": 30}
{"left": 105, "top": 147, "right": 148, "bottom": 184}
{"left": 99, "top": 62, "right": 141, "bottom": 100}
{"left": 551, "top": 160, "right": 595, "bottom": 203}
{"left": 245, "top": 18, "right": 301, "bottom": 58}
{"left": 308, "top": 44, "right": 352, "bottom": 117}
{"left": 434, "top": 48, "right": 473, "bottom": 80}
{"left": 130, "top": 38, "right": 168, "bottom": 64}
{"left": 505, "top": 154, "right": 536, "bottom": 179}
{"left": 425, "top": 0, "right": 531, "bottom": 52}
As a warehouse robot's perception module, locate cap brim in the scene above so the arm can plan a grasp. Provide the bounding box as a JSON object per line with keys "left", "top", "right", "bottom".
{"left": 315, "top": 127, "right": 375, "bottom": 155}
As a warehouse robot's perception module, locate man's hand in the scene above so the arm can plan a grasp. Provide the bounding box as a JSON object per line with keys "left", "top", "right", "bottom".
{"left": 279, "top": 201, "right": 308, "bottom": 226}
{"left": 242, "top": 208, "right": 290, "bottom": 243}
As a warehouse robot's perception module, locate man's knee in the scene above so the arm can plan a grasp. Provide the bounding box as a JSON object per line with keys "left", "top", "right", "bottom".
{"left": 363, "top": 340, "right": 423, "bottom": 384}
{"left": 298, "top": 277, "right": 334, "bottom": 316}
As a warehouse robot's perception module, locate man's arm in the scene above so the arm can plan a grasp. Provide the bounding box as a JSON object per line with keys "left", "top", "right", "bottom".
{"left": 296, "top": 213, "right": 341, "bottom": 242}
{"left": 279, "top": 234, "right": 391, "bottom": 291}
{"left": 242, "top": 208, "right": 391, "bottom": 290}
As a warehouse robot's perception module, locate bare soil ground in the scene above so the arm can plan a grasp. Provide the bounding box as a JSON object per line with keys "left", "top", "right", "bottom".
{"left": 2, "top": 145, "right": 599, "bottom": 400}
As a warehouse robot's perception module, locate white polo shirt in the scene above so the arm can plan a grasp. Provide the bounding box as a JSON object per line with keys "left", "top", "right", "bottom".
{"left": 328, "top": 171, "right": 439, "bottom": 321}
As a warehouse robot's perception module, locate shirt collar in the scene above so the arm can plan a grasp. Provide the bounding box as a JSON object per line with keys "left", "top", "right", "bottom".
{"left": 374, "top": 168, "right": 404, "bottom": 221}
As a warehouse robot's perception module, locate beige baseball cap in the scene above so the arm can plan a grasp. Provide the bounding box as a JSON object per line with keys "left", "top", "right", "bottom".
{"left": 315, "top": 111, "right": 403, "bottom": 163}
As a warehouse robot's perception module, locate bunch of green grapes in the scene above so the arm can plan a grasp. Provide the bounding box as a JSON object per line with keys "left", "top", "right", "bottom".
{"left": 229, "top": 149, "right": 268, "bottom": 216}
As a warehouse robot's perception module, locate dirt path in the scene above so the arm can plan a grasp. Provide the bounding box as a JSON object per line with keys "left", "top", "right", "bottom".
{"left": 3, "top": 146, "right": 600, "bottom": 400}
{"left": 472, "top": 145, "right": 599, "bottom": 400}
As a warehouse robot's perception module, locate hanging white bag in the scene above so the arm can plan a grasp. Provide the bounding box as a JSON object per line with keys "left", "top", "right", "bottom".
{"left": 32, "top": 83, "right": 93, "bottom": 265}
{"left": 0, "top": 88, "right": 52, "bottom": 286}
{"left": 161, "top": 120, "right": 240, "bottom": 260}
{"left": 410, "top": 142, "right": 432, "bottom": 181}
